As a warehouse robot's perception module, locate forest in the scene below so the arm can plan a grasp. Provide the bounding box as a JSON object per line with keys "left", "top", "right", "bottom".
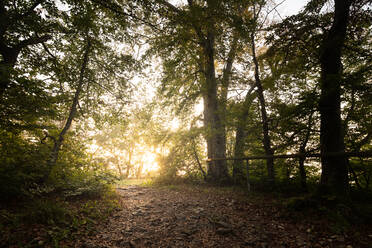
{"left": 0, "top": 0, "right": 371, "bottom": 247}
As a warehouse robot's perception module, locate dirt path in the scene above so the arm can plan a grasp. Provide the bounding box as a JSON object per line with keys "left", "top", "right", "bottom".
{"left": 76, "top": 185, "right": 360, "bottom": 248}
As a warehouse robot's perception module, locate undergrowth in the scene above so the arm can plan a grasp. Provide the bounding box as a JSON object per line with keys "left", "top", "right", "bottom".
{"left": 0, "top": 188, "right": 120, "bottom": 247}
{"left": 283, "top": 188, "right": 372, "bottom": 235}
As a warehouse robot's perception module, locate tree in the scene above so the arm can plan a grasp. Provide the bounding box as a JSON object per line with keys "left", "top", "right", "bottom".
{"left": 138, "top": 0, "right": 257, "bottom": 183}
{"left": 48, "top": 36, "right": 91, "bottom": 167}
{"left": 266, "top": 0, "right": 371, "bottom": 194}
{"left": 318, "top": 0, "right": 352, "bottom": 198}
{"left": 232, "top": 86, "right": 256, "bottom": 184}
{"left": 0, "top": 0, "right": 54, "bottom": 98}
{"left": 249, "top": 2, "right": 275, "bottom": 183}
{"left": 40, "top": 0, "right": 136, "bottom": 169}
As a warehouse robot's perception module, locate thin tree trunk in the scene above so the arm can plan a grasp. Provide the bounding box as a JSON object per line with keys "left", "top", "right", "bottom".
{"left": 191, "top": 138, "right": 207, "bottom": 181}
{"left": 298, "top": 112, "right": 314, "bottom": 191}
{"left": 233, "top": 87, "right": 255, "bottom": 184}
{"left": 48, "top": 39, "right": 91, "bottom": 167}
{"left": 251, "top": 32, "right": 275, "bottom": 184}
{"left": 298, "top": 155, "right": 307, "bottom": 190}
{"left": 319, "top": 0, "right": 351, "bottom": 198}
{"left": 136, "top": 164, "right": 143, "bottom": 179}
{"left": 116, "top": 155, "right": 123, "bottom": 177}
{"left": 233, "top": 125, "right": 246, "bottom": 184}
{"left": 219, "top": 35, "right": 238, "bottom": 165}
{"left": 125, "top": 149, "right": 133, "bottom": 178}
{"left": 347, "top": 161, "right": 361, "bottom": 190}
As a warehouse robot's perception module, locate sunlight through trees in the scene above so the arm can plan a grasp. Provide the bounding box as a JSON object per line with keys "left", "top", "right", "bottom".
{"left": 0, "top": 0, "right": 371, "bottom": 246}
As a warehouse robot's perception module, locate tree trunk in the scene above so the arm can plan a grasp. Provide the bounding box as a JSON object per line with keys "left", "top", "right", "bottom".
{"left": 202, "top": 30, "right": 229, "bottom": 184}
{"left": 0, "top": 45, "right": 20, "bottom": 98}
{"left": 298, "top": 112, "right": 314, "bottom": 191}
{"left": 191, "top": 138, "right": 207, "bottom": 181}
{"left": 233, "top": 87, "right": 255, "bottom": 184}
{"left": 233, "top": 125, "right": 246, "bottom": 184}
{"left": 298, "top": 155, "right": 307, "bottom": 191}
{"left": 319, "top": 0, "right": 351, "bottom": 198}
{"left": 0, "top": 29, "right": 50, "bottom": 98}
{"left": 116, "top": 155, "right": 123, "bottom": 178}
{"left": 136, "top": 164, "right": 143, "bottom": 179}
{"left": 125, "top": 149, "right": 133, "bottom": 178}
{"left": 219, "top": 35, "right": 238, "bottom": 168}
{"left": 251, "top": 33, "right": 275, "bottom": 184}
{"left": 48, "top": 39, "right": 91, "bottom": 167}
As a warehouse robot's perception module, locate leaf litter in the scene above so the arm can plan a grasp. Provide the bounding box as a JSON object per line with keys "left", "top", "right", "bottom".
{"left": 75, "top": 185, "right": 372, "bottom": 248}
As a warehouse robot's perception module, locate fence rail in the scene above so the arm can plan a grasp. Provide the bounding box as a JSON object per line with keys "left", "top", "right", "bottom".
{"left": 207, "top": 151, "right": 372, "bottom": 162}
{"left": 206, "top": 151, "right": 372, "bottom": 192}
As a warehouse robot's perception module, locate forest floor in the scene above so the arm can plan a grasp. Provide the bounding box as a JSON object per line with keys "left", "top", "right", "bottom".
{"left": 74, "top": 184, "right": 372, "bottom": 248}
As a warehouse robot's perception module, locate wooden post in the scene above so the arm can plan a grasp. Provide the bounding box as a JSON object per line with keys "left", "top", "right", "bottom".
{"left": 246, "top": 159, "right": 251, "bottom": 192}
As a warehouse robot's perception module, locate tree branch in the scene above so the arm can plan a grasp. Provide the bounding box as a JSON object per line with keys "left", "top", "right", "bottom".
{"left": 15, "top": 34, "right": 51, "bottom": 51}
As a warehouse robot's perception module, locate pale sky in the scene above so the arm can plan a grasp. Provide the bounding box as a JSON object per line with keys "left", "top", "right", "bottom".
{"left": 276, "top": 0, "right": 308, "bottom": 17}
{"left": 169, "top": 0, "right": 309, "bottom": 17}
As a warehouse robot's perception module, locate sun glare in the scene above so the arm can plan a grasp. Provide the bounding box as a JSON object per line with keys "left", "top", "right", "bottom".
{"left": 141, "top": 150, "right": 160, "bottom": 172}
{"left": 88, "top": 139, "right": 160, "bottom": 177}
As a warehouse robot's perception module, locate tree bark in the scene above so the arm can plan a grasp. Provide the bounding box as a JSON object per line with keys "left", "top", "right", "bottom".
{"left": 48, "top": 39, "right": 91, "bottom": 167}
{"left": 196, "top": 2, "right": 229, "bottom": 184}
{"left": 202, "top": 31, "right": 229, "bottom": 183}
{"left": 319, "top": 0, "right": 351, "bottom": 198}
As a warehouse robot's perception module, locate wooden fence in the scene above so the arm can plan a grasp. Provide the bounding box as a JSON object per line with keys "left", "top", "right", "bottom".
{"left": 207, "top": 151, "right": 372, "bottom": 191}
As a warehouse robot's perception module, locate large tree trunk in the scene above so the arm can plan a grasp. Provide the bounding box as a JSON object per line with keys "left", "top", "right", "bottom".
{"left": 251, "top": 33, "right": 275, "bottom": 183}
{"left": 0, "top": 54, "right": 17, "bottom": 98}
{"left": 319, "top": 0, "right": 351, "bottom": 198}
{"left": 202, "top": 31, "right": 229, "bottom": 183}
{"left": 0, "top": 37, "right": 49, "bottom": 98}
{"left": 48, "top": 39, "right": 91, "bottom": 167}
{"left": 163, "top": 0, "right": 230, "bottom": 183}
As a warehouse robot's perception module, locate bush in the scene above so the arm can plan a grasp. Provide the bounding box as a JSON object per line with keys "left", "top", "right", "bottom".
{"left": 0, "top": 131, "right": 50, "bottom": 200}
{"left": 49, "top": 166, "right": 119, "bottom": 199}
{"left": 23, "top": 199, "right": 70, "bottom": 225}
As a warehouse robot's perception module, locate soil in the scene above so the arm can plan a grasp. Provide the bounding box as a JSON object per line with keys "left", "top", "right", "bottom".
{"left": 74, "top": 185, "right": 372, "bottom": 248}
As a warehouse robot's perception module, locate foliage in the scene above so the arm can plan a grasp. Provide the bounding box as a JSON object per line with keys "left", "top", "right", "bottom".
{"left": 0, "top": 190, "right": 120, "bottom": 247}
{"left": 0, "top": 0, "right": 371, "bottom": 245}
{"left": 0, "top": 130, "right": 50, "bottom": 199}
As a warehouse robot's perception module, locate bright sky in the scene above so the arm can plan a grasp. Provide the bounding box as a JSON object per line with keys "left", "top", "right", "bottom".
{"left": 169, "top": 0, "right": 308, "bottom": 17}
{"left": 276, "top": 0, "right": 308, "bottom": 17}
